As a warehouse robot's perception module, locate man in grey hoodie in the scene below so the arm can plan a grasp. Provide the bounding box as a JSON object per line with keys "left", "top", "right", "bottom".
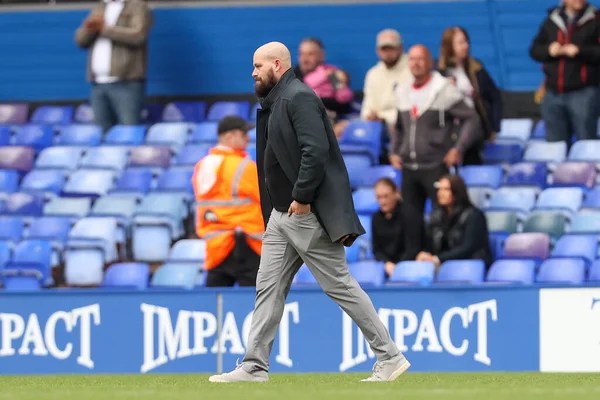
{"left": 390, "top": 45, "right": 482, "bottom": 249}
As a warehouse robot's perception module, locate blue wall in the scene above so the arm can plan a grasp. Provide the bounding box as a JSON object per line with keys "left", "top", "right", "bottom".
{"left": 0, "top": 0, "right": 558, "bottom": 102}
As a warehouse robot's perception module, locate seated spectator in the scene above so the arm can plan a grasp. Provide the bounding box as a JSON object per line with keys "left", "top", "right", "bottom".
{"left": 437, "top": 26, "right": 502, "bottom": 165}
{"left": 371, "top": 178, "right": 422, "bottom": 278}
{"left": 361, "top": 29, "right": 412, "bottom": 128}
{"left": 293, "top": 38, "right": 353, "bottom": 115}
{"left": 416, "top": 174, "right": 492, "bottom": 270}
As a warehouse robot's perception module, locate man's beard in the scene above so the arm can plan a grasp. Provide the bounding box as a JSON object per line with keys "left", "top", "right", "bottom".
{"left": 383, "top": 56, "right": 401, "bottom": 68}
{"left": 254, "top": 70, "right": 277, "bottom": 98}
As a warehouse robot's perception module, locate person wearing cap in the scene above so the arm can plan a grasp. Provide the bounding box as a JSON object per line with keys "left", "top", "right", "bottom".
{"left": 360, "top": 29, "right": 412, "bottom": 127}
{"left": 191, "top": 115, "right": 264, "bottom": 287}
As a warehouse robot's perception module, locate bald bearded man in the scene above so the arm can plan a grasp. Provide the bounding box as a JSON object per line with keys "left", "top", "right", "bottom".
{"left": 208, "top": 42, "right": 410, "bottom": 383}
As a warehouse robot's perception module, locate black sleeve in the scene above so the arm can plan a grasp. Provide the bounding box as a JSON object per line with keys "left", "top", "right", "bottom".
{"left": 479, "top": 67, "right": 503, "bottom": 133}
{"left": 289, "top": 91, "right": 330, "bottom": 204}
{"left": 530, "top": 20, "right": 555, "bottom": 63}
{"left": 437, "top": 210, "right": 489, "bottom": 262}
{"left": 371, "top": 214, "right": 388, "bottom": 262}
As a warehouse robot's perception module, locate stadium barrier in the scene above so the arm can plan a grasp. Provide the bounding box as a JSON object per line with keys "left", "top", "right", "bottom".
{"left": 0, "top": 286, "right": 598, "bottom": 374}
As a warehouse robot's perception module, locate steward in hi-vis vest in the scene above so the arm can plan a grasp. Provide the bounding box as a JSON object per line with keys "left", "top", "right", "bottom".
{"left": 192, "top": 116, "right": 263, "bottom": 287}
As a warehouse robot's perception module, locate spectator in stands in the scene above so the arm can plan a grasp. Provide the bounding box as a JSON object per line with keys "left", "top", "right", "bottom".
{"left": 361, "top": 29, "right": 412, "bottom": 127}
{"left": 391, "top": 44, "right": 481, "bottom": 249}
{"left": 293, "top": 38, "right": 354, "bottom": 116}
{"left": 192, "top": 116, "right": 264, "bottom": 287}
{"left": 371, "top": 178, "right": 422, "bottom": 278}
{"left": 437, "top": 26, "right": 502, "bottom": 165}
{"left": 530, "top": 0, "right": 600, "bottom": 143}
{"left": 74, "top": 0, "right": 153, "bottom": 134}
{"left": 416, "top": 174, "right": 492, "bottom": 270}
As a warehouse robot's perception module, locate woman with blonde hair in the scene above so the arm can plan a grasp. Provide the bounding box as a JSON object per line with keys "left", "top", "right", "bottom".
{"left": 437, "top": 26, "right": 503, "bottom": 165}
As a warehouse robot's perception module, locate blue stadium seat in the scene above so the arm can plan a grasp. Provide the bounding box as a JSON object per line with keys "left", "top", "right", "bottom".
{"left": 190, "top": 122, "right": 219, "bottom": 144}
{"left": 247, "top": 147, "right": 256, "bottom": 162}
{"left": 207, "top": 101, "right": 251, "bottom": 121}
{"left": 504, "top": 162, "right": 547, "bottom": 189}
{"left": 467, "top": 187, "right": 490, "bottom": 208}
{"left": 30, "top": 105, "right": 73, "bottom": 125}
{"left": 161, "top": 101, "right": 206, "bottom": 123}
{"left": 486, "top": 187, "right": 538, "bottom": 214}
{"left": 0, "top": 103, "right": 28, "bottom": 124}
{"left": 293, "top": 265, "right": 318, "bottom": 285}
{"left": 1, "top": 275, "right": 42, "bottom": 290}
{"left": 110, "top": 168, "right": 153, "bottom": 196}
{"left": 570, "top": 212, "right": 600, "bottom": 234}
{"left": 4, "top": 240, "right": 53, "bottom": 286}
{"left": 568, "top": 140, "right": 600, "bottom": 163}
{"left": 588, "top": 260, "right": 600, "bottom": 282}
{"left": 522, "top": 212, "right": 566, "bottom": 243}
{"left": 486, "top": 259, "right": 536, "bottom": 284}
{"left": 172, "top": 144, "right": 211, "bottom": 166}
{"left": 0, "top": 241, "right": 11, "bottom": 270}
{"left": 534, "top": 187, "right": 583, "bottom": 214}
{"left": 90, "top": 196, "right": 138, "bottom": 243}
{"left": 27, "top": 216, "right": 72, "bottom": 267}
{"left": 247, "top": 127, "right": 256, "bottom": 142}
{"left": 358, "top": 214, "right": 372, "bottom": 241}
{"left": 44, "top": 197, "right": 91, "bottom": 219}
{"left": 0, "top": 125, "right": 11, "bottom": 146}
{"left": 80, "top": 147, "right": 129, "bottom": 171}
{"left": 551, "top": 161, "right": 596, "bottom": 189}
{"left": 167, "top": 239, "right": 206, "bottom": 263}
{"left": 103, "top": 262, "right": 150, "bottom": 289}
{"left": 104, "top": 125, "right": 146, "bottom": 146}
{"left": 505, "top": 231, "right": 552, "bottom": 260}
{"left": 537, "top": 258, "right": 586, "bottom": 284}
{"left": 65, "top": 217, "right": 119, "bottom": 285}
{"left": 436, "top": 260, "right": 485, "bottom": 284}
{"left": 581, "top": 186, "right": 600, "bottom": 210}
{"left": 348, "top": 261, "right": 384, "bottom": 287}
{"left": 63, "top": 170, "right": 116, "bottom": 198}
{"left": 141, "top": 104, "right": 164, "bottom": 124}
{"left": 344, "top": 154, "right": 373, "bottom": 188}
{"left": 532, "top": 120, "right": 546, "bottom": 140}
{"left": 388, "top": 261, "right": 435, "bottom": 285}
{"left": 338, "top": 120, "right": 383, "bottom": 162}
{"left": 249, "top": 103, "right": 261, "bottom": 121}
{"left": 74, "top": 103, "right": 94, "bottom": 123}
{"left": 0, "top": 146, "right": 35, "bottom": 174}
{"left": 129, "top": 146, "right": 171, "bottom": 169}
{"left": 459, "top": 165, "right": 503, "bottom": 189}
{"left": 2, "top": 192, "right": 44, "bottom": 218}
{"left": 0, "top": 170, "right": 19, "bottom": 196}
{"left": 485, "top": 211, "right": 518, "bottom": 234}
{"left": 0, "top": 216, "right": 24, "bottom": 243}
{"left": 35, "top": 147, "right": 82, "bottom": 171}
{"left": 524, "top": 141, "right": 567, "bottom": 165}
{"left": 151, "top": 263, "right": 198, "bottom": 289}
{"left": 56, "top": 125, "right": 102, "bottom": 146}
{"left": 482, "top": 143, "right": 522, "bottom": 164}
{"left": 352, "top": 188, "right": 378, "bottom": 214}
{"left": 155, "top": 168, "right": 194, "bottom": 196}
{"left": 497, "top": 118, "right": 533, "bottom": 142}
{"left": 146, "top": 122, "right": 193, "bottom": 149}
{"left": 549, "top": 234, "right": 597, "bottom": 266}
{"left": 489, "top": 233, "right": 507, "bottom": 260}
{"left": 13, "top": 125, "right": 54, "bottom": 153}
{"left": 358, "top": 165, "right": 401, "bottom": 188}
{"left": 132, "top": 193, "right": 186, "bottom": 262}
{"left": 20, "top": 170, "right": 67, "bottom": 196}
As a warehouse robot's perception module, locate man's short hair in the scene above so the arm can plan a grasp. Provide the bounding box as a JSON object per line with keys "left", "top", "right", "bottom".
{"left": 300, "top": 37, "right": 324, "bottom": 50}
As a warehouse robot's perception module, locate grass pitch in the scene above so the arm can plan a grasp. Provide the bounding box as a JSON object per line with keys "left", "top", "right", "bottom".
{"left": 0, "top": 373, "right": 598, "bottom": 400}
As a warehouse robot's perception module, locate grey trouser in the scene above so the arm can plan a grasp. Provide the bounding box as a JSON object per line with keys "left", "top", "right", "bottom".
{"left": 242, "top": 210, "right": 402, "bottom": 372}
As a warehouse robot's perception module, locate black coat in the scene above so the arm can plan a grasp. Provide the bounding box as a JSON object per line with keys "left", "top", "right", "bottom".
{"left": 426, "top": 205, "right": 493, "bottom": 268}
{"left": 255, "top": 68, "right": 365, "bottom": 246}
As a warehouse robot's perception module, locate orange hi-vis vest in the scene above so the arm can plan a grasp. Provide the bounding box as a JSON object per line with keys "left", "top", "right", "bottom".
{"left": 191, "top": 145, "right": 264, "bottom": 270}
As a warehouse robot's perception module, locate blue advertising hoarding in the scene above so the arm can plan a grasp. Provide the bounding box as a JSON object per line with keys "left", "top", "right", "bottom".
{"left": 0, "top": 287, "right": 540, "bottom": 375}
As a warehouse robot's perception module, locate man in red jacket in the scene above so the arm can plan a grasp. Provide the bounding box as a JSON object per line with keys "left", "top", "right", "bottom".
{"left": 530, "top": 0, "right": 600, "bottom": 144}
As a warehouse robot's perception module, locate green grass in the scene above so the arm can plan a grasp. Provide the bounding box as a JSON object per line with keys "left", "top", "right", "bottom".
{"left": 0, "top": 373, "right": 598, "bottom": 400}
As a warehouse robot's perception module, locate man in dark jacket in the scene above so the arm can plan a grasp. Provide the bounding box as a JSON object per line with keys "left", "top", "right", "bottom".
{"left": 530, "top": 0, "right": 600, "bottom": 143}
{"left": 209, "top": 42, "right": 409, "bottom": 384}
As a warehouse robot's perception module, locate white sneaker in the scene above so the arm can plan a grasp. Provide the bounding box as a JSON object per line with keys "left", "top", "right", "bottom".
{"left": 208, "top": 360, "right": 269, "bottom": 383}
{"left": 361, "top": 356, "right": 411, "bottom": 382}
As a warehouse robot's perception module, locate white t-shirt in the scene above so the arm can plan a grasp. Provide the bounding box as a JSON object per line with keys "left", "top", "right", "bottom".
{"left": 446, "top": 67, "right": 474, "bottom": 108}
{"left": 91, "top": 0, "right": 125, "bottom": 84}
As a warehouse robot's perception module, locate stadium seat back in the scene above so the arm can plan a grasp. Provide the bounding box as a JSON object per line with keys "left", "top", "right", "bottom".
{"left": 550, "top": 234, "right": 597, "bottom": 265}
{"left": 190, "top": 122, "right": 219, "bottom": 144}
{"left": 389, "top": 261, "right": 435, "bottom": 285}
{"left": 504, "top": 162, "right": 548, "bottom": 189}
{"left": 570, "top": 212, "right": 600, "bottom": 234}
{"left": 0, "top": 216, "right": 24, "bottom": 242}
{"left": 167, "top": 239, "right": 206, "bottom": 263}
{"left": 486, "top": 259, "right": 536, "bottom": 284}
{"left": 172, "top": 144, "right": 211, "bottom": 166}
{"left": 348, "top": 261, "right": 385, "bottom": 287}
{"left": 31, "top": 105, "right": 73, "bottom": 125}
{"left": 156, "top": 168, "right": 194, "bottom": 193}
{"left": 551, "top": 162, "right": 596, "bottom": 189}
{"left": 57, "top": 125, "right": 102, "bottom": 146}
{"left": 0, "top": 146, "right": 35, "bottom": 173}
{"left": 459, "top": 165, "right": 503, "bottom": 189}
{"left": 13, "top": 124, "right": 54, "bottom": 153}
{"left": 485, "top": 211, "right": 518, "bottom": 234}
{"left": 146, "top": 122, "right": 192, "bottom": 148}
{"left": 0, "top": 103, "right": 28, "bottom": 124}
{"left": 503, "top": 232, "right": 550, "bottom": 260}
{"left": 112, "top": 168, "right": 153, "bottom": 194}
{"left": 523, "top": 211, "right": 567, "bottom": 240}
{"left": 129, "top": 146, "right": 171, "bottom": 169}
{"left": 524, "top": 141, "right": 567, "bottom": 164}
{"left": 105, "top": 125, "right": 146, "bottom": 146}
{"left": 487, "top": 187, "right": 538, "bottom": 213}
{"left": 161, "top": 101, "right": 206, "bottom": 123}
{"left": 0, "top": 170, "right": 19, "bottom": 195}
{"left": 80, "top": 147, "right": 129, "bottom": 171}
{"left": 20, "top": 170, "right": 67, "bottom": 196}
{"left": 104, "top": 262, "right": 150, "bottom": 289}
{"left": 35, "top": 147, "right": 82, "bottom": 171}
{"left": 44, "top": 197, "right": 91, "bottom": 218}
{"left": 63, "top": 169, "right": 116, "bottom": 198}
{"left": 537, "top": 258, "right": 585, "bottom": 284}
{"left": 206, "top": 101, "right": 250, "bottom": 121}
{"left": 151, "top": 263, "right": 198, "bottom": 289}
{"left": 3, "top": 192, "right": 44, "bottom": 217}
{"left": 436, "top": 260, "right": 485, "bottom": 284}
{"left": 74, "top": 103, "right": 94, "bottom": 123}
{"left": 352, "top": 188, "right": 378, "bottom": 214}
